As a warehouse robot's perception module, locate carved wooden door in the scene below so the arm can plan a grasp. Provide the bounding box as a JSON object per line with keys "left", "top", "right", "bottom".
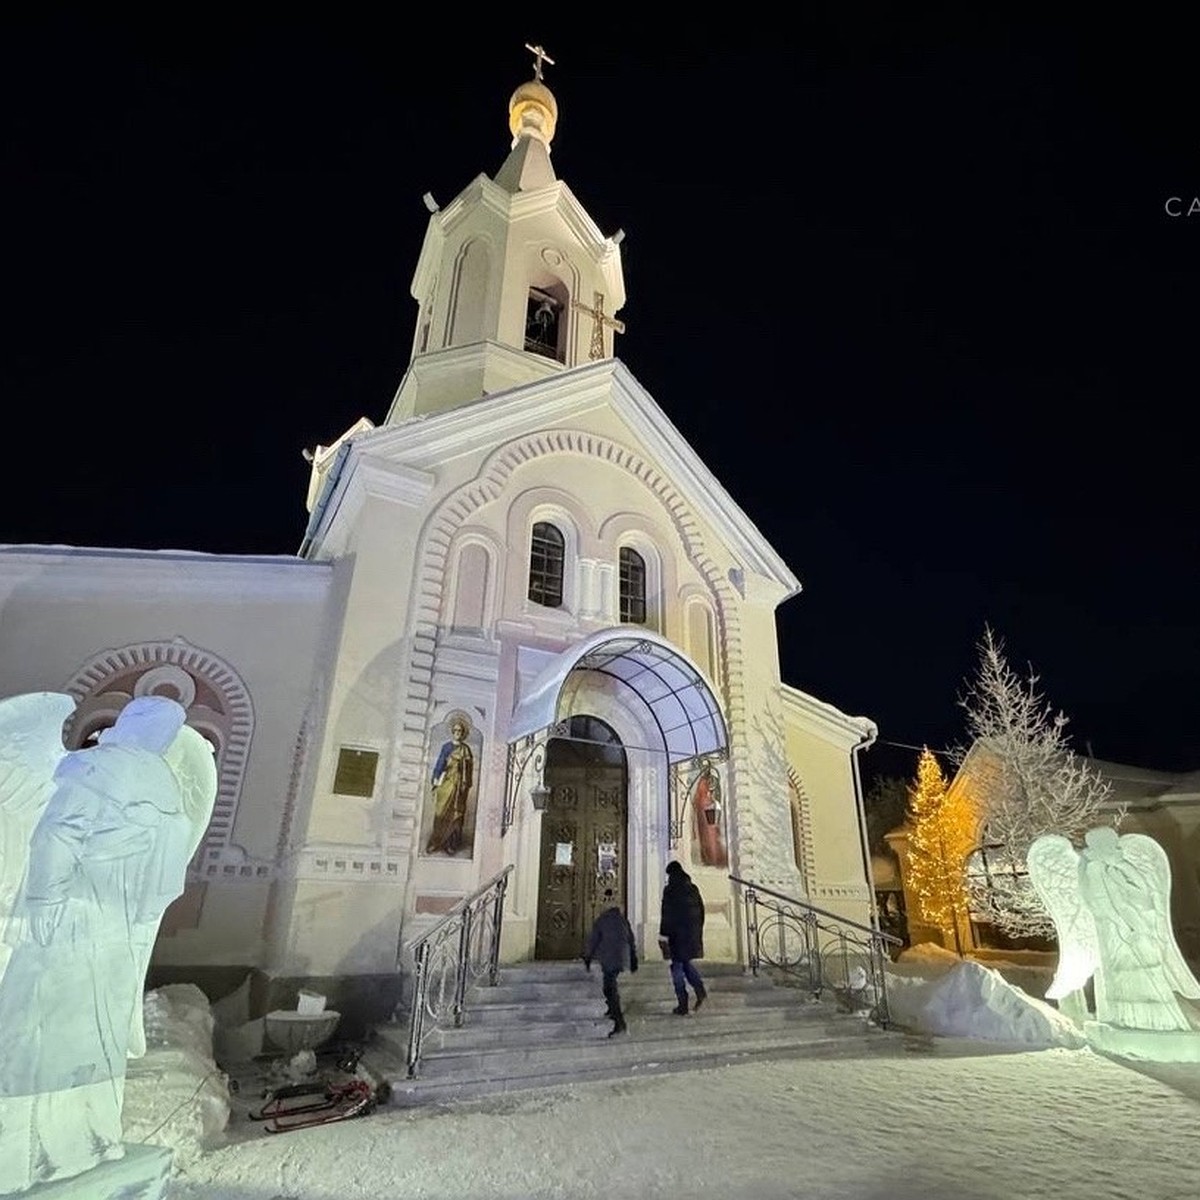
{"left": 535, "top": 764, "right": 626, "bottom": 960}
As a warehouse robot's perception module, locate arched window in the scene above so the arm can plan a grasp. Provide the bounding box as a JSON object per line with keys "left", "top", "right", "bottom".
{"left": 528, "top": 522, "right": 565, "bottom": 607}
{"left": 618, "top": 547, "right": 646, "bottom": 624}
{"left": 524, "top": 284, "right": 567, "bottom": 363}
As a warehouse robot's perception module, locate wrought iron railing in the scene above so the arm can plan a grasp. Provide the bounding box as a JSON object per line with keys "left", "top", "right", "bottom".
{"left": 399, "top": 864, "right": 513, "bottom": 1079}
{"left": 729, "top": 875, "right": 903, "bottom": 1026}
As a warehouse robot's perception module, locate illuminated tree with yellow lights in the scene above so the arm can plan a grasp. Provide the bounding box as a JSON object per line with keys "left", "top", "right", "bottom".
{"left": 906, "top": 746, "right": 976, "bottom": 954}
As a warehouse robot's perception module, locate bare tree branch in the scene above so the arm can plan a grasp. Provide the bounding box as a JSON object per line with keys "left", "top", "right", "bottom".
{"left": 958, "top": 626, "right": 1121, "bottom": 938}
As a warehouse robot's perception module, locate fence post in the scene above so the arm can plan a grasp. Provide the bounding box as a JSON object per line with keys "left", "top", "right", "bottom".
{"left": 405, "top": 942, "right": 429, "bottom": 1079}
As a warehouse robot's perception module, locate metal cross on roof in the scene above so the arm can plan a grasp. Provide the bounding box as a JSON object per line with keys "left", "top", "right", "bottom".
{"left": 525, "top": 43, "right": 555, "bottom": 82}
{"left": 572, "top": 291, "right": 625, "bottom": 360}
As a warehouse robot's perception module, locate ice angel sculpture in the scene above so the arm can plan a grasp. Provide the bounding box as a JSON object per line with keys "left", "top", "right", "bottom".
{"left": 1028, "top": 827, "right": 1200, "bottom": 1042}
{"left": 0, "top": 694, "right": 217, "bottom": 1195}
{"left": 128, "top": 712, "right": 218, "bottom": 1058}
{"left": 0, "top": 692, "right": 78, "bottom": 984}
{"left": 1026, "top": 833, "right": 1103, "bottom": 1022}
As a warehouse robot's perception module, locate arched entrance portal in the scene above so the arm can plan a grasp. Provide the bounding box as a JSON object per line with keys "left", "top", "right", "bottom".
{"left": 534, "top": 716, "right": 627, "bottom": 960}
{"left": 506, "top": 629, "right": 730, "bottom": 963}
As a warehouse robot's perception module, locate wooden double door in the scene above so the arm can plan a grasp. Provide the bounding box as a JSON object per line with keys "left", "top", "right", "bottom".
{"left": 534, "top": 761, "right": 628, "bottom": 960}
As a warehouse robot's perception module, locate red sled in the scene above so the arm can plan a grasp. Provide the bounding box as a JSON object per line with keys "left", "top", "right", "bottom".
{"left": 251, "top": 1077, "right": 377, "bottom": 1133}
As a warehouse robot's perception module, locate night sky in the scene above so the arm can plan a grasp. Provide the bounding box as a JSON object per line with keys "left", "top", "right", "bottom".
{"left": 3, "top": 13, "right": 1197, "bottom": 787}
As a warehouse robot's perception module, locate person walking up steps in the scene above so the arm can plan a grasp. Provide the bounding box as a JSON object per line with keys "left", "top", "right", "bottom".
{"left": 658, "top": 860, "right": 707, "bottom": 1015}
{"left": 583, "top": 888, "right": 638, "bottom": 1037}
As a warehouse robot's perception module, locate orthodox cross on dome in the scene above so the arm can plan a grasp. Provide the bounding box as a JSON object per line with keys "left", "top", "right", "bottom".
{"left": 525, "top": 43, "right": 555, "bottom": 81}
{"left": 572, "top": 291, "right": 625, "bottom": 360}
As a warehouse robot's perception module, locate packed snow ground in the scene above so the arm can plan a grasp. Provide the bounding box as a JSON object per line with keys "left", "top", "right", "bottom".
{"left": 125, "top": 947, "right": 1200, "bottom": 1200}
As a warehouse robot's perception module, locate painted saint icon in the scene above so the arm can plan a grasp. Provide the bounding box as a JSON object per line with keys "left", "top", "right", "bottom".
{"left": 691, "top": 760, "right": 728, "bottom": 868}
{"left": 423, "top": 712, "right": 480, "bottom": 857}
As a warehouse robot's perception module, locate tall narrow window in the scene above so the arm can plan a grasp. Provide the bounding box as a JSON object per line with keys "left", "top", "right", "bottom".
{"left": 619, "top": 547, "right": 646, "bottom": 624}
{"left": 525, "top": 288, "right": 563, "bottom": 362}
{"left": 528, "top": 522, "right": 565, "bottom": 607}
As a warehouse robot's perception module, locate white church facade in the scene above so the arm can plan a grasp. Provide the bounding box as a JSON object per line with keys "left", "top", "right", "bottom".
{"left": 0, "top": 56, "right": 878, "bottom": 1029}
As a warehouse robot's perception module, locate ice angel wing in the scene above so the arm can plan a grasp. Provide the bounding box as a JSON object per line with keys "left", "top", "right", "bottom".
{"left": 164, "top": 723, "right": 219, "bottom": 862}
{"left": 0, "top": 692, "right": 76, "bottom": 908}
{"left": 128, "top": 722, "right": 218, "bottom": 1060}
{"left": 0, "top": 692, "right": 76, "bottom": 981}
{"left": 1118, "top": 832, "right": 1200, "bottom": 1000}
{"left": 1027, "top": 833, "right": 1099, "bottom": 1000}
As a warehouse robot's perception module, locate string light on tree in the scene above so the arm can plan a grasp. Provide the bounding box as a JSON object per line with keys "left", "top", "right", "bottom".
{"left": 906, "top": 745, "right": 976, "bottom": 955}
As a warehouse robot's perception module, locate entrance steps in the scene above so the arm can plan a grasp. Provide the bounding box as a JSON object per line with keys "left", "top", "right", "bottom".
{"left": 371, "top": 961, "right": 903, "bottom": 1108}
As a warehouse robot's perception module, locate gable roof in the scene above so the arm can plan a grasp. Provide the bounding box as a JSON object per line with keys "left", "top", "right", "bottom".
{"left": 306, "top": 357, "right": 800, "bottom": 595}
{"left": 948, "top": 736, "right": 1200, "bottom": 813}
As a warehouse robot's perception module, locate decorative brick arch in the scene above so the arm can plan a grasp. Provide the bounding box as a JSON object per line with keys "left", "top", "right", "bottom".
{"left": 63, "top": 637, "right": 254, "bottom": 861}
{"left": 391, "top": 428, "right": 767, "bottom": 874}
{"left": 787, "top": 766, "right": 817, "bottom": 890}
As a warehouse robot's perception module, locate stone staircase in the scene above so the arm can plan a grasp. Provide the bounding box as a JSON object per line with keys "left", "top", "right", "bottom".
{"left": 371, "top": 960, "right": 905, "bottom": 1108}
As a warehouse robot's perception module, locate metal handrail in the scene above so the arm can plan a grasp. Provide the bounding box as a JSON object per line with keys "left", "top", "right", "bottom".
{"left": 729, "top": 874, "right": 902, "bottom": 1026}
{"left": 400, "top": 864, "right": 514, "bottom": 1079}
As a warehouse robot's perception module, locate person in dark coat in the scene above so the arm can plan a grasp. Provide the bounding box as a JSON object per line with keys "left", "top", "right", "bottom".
{"left": 583, "top": 888, "right": 638, "bottom": 1037}
{"left": 658, "top": 860, "right": 707, "bottom": 1015}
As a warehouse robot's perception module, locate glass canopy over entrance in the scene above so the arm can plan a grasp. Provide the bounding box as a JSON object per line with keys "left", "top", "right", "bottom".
{"left": 507, "top": 629, "right": 727, "bottom": 764}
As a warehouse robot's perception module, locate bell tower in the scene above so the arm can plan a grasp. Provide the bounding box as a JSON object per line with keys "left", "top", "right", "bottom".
{"left": 386, "top": 45, "right": 627, "bottom": 424}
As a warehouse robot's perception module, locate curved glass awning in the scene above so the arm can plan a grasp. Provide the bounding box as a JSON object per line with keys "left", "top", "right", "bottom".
{"left": 508, "top": 629, "right": 728, "bottom": 764}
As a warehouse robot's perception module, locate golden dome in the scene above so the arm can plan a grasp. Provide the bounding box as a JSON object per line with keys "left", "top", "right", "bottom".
{"left": 508, "top": 77, "right": 558, "bottom": 147}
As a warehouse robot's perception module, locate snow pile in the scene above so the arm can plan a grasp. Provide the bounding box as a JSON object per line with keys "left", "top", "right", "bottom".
{"left": 209, "top": 973, "right": 266, "bottom": 1063}
{"left": 887, "top": 953, "right": 1085, "bottom": 1048}
{"left": 889, "top": 941, "right": 962, "bottom": 977}
{"left": 123, "top": 983, "right": 232, "bottom": 1168}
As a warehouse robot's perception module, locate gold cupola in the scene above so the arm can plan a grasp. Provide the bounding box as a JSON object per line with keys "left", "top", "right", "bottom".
{"left": 508, "top": 44, "right": 558, "bottom": 148}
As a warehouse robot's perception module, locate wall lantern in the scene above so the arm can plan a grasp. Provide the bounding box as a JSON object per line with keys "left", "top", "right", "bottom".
{"left": 504, "top": 732, "right": 551, "bottom": 834}
{"left": 669, "top": 749, "right": 728, "bottom": 848}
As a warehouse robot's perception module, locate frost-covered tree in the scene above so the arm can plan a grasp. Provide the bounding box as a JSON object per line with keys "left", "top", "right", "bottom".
{"left": 955, "top": 626, "right": 1118, "bottom": 938}
{"left": 745, "top": 704, "right": 806, "bottom": 885}
{"left": 906, "top": 747, "right": 976, "bottom": 953}
{"left": 863, "top": 775, "right": 909, "bottom": 858}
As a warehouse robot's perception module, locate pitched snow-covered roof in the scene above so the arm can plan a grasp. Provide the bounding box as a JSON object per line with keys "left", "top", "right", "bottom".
{"left": 307, "top": 358, "right": 800, "bottom": 593}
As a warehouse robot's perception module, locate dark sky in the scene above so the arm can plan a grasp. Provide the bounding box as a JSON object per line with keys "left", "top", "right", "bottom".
{"left": 3, "top": 13, "right": 1197, "bottom": 787}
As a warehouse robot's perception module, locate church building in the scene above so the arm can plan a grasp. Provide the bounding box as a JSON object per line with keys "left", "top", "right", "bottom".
{"left": 0, "top": 51, "right": 878, "bottom": 1027}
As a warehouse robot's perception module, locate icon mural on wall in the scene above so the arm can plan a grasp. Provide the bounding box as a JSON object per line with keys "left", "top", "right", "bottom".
{"left": 690, "top": 758, "right": 728, "bottom": 867}
{"left": 421, "top": 710, "right": 481, "bottom": 858}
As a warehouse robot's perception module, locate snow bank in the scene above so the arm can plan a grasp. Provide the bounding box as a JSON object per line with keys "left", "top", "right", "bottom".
{"left": 123, "top": 983, "right": 232, "bottom": 1168}
{"left": 886, "top": 955, "right": 1085, "bottom": 1048}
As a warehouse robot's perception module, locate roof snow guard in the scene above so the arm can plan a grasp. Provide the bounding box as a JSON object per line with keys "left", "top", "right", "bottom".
{"left": 509, "top": 629, "right": 728, "bottom": 764}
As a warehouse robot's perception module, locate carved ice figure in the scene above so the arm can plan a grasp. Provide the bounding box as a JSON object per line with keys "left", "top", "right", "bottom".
{"left": 1026, "top": 833, "right": 1102, "bottom": 1022}
{"left": 1079, "top": 826, "right": 1200, "bottom": 1031}
{"left": 128, "top": 716, "right": 218, "bottom": 1059}
{"left": 1028, "top": 827, "right": 1200, "bottom": 1035}
{"left": 0, "top": 692, "right": 77, "bottom": 984}
{"left": 0, "top": 694, "right": 217, "bottom": 1195}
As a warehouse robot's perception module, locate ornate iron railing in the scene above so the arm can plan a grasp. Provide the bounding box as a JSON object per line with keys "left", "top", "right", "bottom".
{"left": 400, "top": 864, "right": 513, "bottom": 1079}
{"left": 729, "top": 875, "right": 903, "bottom": 1026}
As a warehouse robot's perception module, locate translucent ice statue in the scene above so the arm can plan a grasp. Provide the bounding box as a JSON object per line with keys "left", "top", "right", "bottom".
{"left": 1028, "top": 827, "right": 1200, "bottom": 1060}
{"left": 0, "top": 694, "right": 217, "bottom": 1194}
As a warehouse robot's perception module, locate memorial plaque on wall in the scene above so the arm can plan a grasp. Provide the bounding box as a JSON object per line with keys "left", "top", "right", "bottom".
{"left": 333, "top": 748, "right": 379, "bottom": 798}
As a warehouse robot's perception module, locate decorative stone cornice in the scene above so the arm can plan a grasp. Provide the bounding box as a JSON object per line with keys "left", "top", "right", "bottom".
{"left": 284, "top": 846, "right": 404, "bottom": 883}
{"left": 780, "top": 682, "right": 878, "bottom": 748}
{"left": 0, "top": 546, "right": 330, "bottom": 600}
